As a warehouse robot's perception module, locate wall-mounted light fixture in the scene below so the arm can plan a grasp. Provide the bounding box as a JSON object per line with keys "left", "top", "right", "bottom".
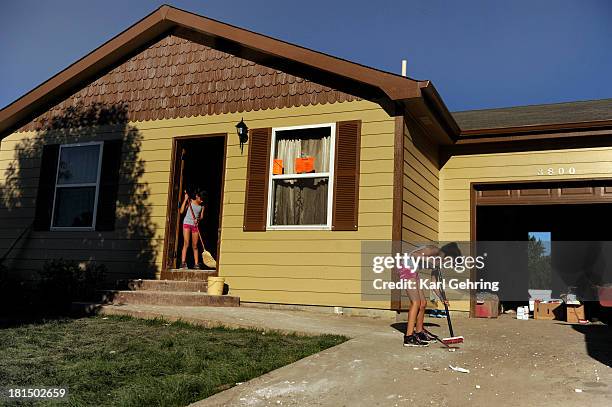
{"left": 236, "top": 118, "right": 249, "bottom": 154}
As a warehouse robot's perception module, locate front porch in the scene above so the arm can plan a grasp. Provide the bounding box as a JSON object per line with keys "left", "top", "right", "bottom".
{"left": 84, "top": 268, "right": 240, "bottom": 309}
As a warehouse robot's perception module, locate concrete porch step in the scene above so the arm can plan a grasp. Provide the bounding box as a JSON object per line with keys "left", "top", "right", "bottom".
{"left": 160, "top": 269, "right": 217, "bottom": 281}
{"left": 117, "top": 279, "right": 208, "bottom": 292}
{"left": 100, "top": 290, "right": 240, "bottom": 307}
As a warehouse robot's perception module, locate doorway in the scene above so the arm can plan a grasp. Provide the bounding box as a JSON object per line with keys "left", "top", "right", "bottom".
{"left": 163, "top": 134, "right": 226, "bottom": 271}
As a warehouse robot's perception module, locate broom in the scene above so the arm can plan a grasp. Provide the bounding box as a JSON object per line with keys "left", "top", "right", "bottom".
{"left": 433, "top": 267, "right": 464, "bottom": 345}
{"left": 423, "top": 328, "right": 458, "bottom": 350}
{"left": 187, "top": 197, "right": 217, "bottom": 269}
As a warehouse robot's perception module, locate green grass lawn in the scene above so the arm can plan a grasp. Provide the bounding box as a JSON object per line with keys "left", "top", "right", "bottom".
{"left": 0, "top": 315, "right": 347, "bottom": 406}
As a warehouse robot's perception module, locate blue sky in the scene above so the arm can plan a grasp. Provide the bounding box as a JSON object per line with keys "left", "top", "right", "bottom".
{"left": 1, "top": 0, "right": 611, "bottom": 111}
{"left": 529, "top": 232, "right": 552, "bottom": 255}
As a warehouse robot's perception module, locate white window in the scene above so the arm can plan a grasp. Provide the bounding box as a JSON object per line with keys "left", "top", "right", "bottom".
{"left": 267, "top": 123, "right": 336, "bottom": 230}
{"left": 51, "top": 142, "right": 103, "bottom": 230}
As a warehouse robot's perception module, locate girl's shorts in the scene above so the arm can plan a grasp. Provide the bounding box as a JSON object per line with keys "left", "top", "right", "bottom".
{"left": 183, "top": 224, "right": 198, "bottom": 232}
{"left": 398, "top": 266, "right": 418, "bottom": 280}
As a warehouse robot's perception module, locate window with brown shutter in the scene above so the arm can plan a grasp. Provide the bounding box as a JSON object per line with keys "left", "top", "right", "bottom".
{"left": 243, "top": 127, "right": 272, "bottom": 231}
{"left": 267, "top": 124, "right": 335, "bottom": 229}
{"left": 332, "top": 120, "right": 361, "bottom": 231}
{"left": 33, "top": 140, "right": 122, "bottom": 231}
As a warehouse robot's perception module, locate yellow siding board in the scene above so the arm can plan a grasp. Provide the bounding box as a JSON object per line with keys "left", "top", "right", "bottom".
{"left": 402, "top": 230, "right": 434, "bottom": 243}
{"left": 442, "top": 162, "right": 612, "bottom": 180}
{"left": 444, "top": 147, "right": 612, "bottom": 169}
{"left": 404, "top": 153, "right": 439, "bottom": 188}
{"left": 402, "top": 202, "right": 438, "bottom": 231}
{"left": 224, "top": 276, "right": 385, "bottom": 293}
{"left": 404, "top": 162, "right": 439, "bottom": 193}
{"left": 439, "top": 211, "right": 470, "bottom": 224}
{"left": 220, "top": 225, "right": 391, "bottom": 241}
{"left": 231, "top": 289, "right": 389, "bottom": 309}
{"left": 402, "top": 214, "right": 437, "bottom": 240}
{"left": 222, "top": 252, "right": 363, "bottom": 267}
{"left": 220, "top": 240, "right": 364, "bottom": 254}
{"left": 402, "top": 183, "right": 438, "bottom": 212}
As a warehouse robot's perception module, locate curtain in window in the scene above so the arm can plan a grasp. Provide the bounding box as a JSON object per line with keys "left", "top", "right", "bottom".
{"left": 273, "top": 178, "right": 328, "bottom": 225}
{"left": 275, "top": 137, "right": 300, "bottom": 174}
{"left": 271, "top": 128, "right": 332, "bottom": 225}
{"left": 275, "top": 133, "right": 331, "bottom": 174}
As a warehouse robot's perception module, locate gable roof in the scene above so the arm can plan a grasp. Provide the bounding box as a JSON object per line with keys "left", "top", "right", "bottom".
{"left": 454, "top": 98, "right": 612, "bottom": 136}
{"left": 0, "top": 5, "right": 458, "bottom": 141}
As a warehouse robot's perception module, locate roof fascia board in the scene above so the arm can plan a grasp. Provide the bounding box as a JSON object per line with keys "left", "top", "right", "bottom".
{"left": 460, "top": 119, "right": 612, "bottom": 137}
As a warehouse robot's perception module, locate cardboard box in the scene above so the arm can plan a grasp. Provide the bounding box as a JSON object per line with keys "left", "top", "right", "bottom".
{"left": 566, "top": 304, "right": 585, "bottom": 323}
{"left": 534, "top": 302, "right": 563, "bottom": 320}
{"left": 273, "top": 159, "right": 283, "bottom": 175}
{"left": 295, "top": 157, "right": 314, "bottom": 173}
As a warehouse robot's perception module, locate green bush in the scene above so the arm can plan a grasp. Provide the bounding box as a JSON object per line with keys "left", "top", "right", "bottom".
{"left": 0, "top": 263, "right": 37, "bottom": 313}
{"left": 38, "top": 259, "right": 106, "bottom": 309}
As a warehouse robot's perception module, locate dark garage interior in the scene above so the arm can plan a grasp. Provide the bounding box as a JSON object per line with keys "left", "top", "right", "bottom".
{"left": 476, "top": 202, "right": 612, "bottom": 321}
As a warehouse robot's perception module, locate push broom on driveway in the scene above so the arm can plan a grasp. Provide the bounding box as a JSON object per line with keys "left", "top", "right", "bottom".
{"left": 427, "top": 267, "right": 464, "bottom": 347}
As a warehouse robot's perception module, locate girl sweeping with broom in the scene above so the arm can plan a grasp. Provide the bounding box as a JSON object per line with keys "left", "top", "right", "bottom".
{"left": 179, "top": 190, "right": 216, "bottom": 270}
{"left": 402, "top": 243, "right": 462, "bottom": 347}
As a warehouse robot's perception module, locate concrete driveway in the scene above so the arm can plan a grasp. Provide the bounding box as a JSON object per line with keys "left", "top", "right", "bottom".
{"left": 100, "top": 304, "right": 611, "bottom": 407}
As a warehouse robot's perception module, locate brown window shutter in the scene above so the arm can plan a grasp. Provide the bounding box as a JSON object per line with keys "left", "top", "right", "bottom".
{"left": 243, "top": 127, "right": 272, "bottom": 231}
{"left": 332, "top": 120, "right": 361, "bottom": 231}
{"left": 33, "top": 144, "right": 60, "bottom": 231}
{"left": 96, "top": 139, "right": 123, "bottom": 231}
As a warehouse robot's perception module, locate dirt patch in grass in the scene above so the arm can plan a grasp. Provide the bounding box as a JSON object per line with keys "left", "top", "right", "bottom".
{"left": 0, "top": 315, "right": 347, "bottom": 406}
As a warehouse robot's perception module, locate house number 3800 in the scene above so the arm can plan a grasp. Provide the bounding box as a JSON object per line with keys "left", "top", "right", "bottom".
{"left": 537, "top": 167, "right": 576, "bottom": 176}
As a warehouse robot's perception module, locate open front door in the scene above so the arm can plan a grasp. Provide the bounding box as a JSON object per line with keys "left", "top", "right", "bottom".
{"left": 162, "top": 134, "right": 227, "bottom": 274}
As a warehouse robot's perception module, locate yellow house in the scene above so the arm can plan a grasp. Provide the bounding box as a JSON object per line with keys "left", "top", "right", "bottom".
{"left": 1, "top": 6, "right": 610, "bottom": 315}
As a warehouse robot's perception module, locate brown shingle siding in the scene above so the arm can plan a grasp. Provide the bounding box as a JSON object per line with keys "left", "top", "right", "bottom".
{"left": 20, "top": 35, "right": 359, "bottom": 132}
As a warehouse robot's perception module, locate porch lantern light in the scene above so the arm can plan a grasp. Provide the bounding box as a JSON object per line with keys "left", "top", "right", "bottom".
{"left": 236, "top": 118, "right": 249, "bottom": 153}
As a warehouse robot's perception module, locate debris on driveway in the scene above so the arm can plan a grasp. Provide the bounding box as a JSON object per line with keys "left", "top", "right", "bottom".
{"left": 449, "top": 365, "right": 470, "bottom": 373}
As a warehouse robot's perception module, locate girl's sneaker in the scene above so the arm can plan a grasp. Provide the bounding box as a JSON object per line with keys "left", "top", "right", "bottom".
{"left": 181, "top": 262, "right": 188, "bottom": 269}
{"left": 415, "top": 331, "right": 435, "bottom": 342}
{"left": 403, "top": 334, "right": 429, "bottom": 347}
{"left": 195, "top": 263, "right": 203, "bottom": 270}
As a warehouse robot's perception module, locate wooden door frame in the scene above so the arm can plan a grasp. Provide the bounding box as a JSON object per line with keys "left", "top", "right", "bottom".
{"left": 161, "top": 133, "right": 228, "bottom": 276}
{"left": 469, "top": 176, "right": 612, "bottom": 316}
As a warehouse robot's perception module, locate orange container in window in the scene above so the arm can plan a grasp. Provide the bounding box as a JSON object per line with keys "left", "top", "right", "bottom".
{"left": 273, "top": 159, "right": 283, "bottom": 175}
{"left": 295, "top": 157, "right": 314, "bottom": 173}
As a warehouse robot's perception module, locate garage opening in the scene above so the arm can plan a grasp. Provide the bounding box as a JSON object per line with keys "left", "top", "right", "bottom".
{"left": 473, "top": 180, "right": 612, "bottom": 320}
